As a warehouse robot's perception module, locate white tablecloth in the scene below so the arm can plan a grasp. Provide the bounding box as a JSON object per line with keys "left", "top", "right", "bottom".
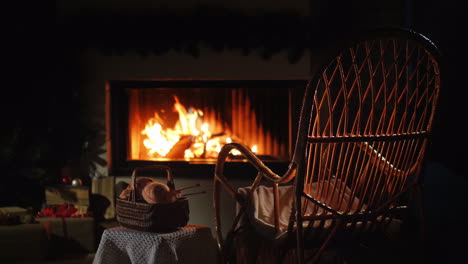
{"left": 93, "top": 224, "right": 218, "bottom": 264}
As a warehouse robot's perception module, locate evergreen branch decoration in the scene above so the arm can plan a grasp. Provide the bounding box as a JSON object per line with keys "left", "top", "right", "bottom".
{"left": 58, "top": 7, "right": 326, "bottom": 63}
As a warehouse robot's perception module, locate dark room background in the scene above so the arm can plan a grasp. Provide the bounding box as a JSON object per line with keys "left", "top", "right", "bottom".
{"left": 3, "top": 0, "right": 466, "bottom": 261}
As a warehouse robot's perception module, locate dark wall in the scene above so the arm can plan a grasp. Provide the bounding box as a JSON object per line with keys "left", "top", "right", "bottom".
{"left": 412, "top": 0, "right": 467, "bottom": 175}
{"left": 2, "top": 4, "right": 87, "bottom": 209}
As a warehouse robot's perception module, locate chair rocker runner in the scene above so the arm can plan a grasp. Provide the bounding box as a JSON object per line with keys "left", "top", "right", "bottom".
{"left": 213, "top": 27, "right": 441, "bottom": 263}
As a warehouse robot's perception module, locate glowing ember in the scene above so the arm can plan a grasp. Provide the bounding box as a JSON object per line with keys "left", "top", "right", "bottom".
{"left": 251, "top": 145, "right": 258, "bottom": 153}
{"left": 224, "top": 137, "right": 257, "bottom": 156}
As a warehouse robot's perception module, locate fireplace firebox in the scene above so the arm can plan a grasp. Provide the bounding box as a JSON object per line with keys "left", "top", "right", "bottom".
{"left": 106, "top": 80, "right": 306, "bottom": 176}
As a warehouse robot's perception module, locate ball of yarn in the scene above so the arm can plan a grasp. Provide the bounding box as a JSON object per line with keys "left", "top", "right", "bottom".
{"left": 142, "top": 181, "right": 177, "bottom": 204}
{"left": 118, "top": 177, "right": 154, "bottom": 201}
{"left": 134, "top": 177, "right": 154, "bottom": 201}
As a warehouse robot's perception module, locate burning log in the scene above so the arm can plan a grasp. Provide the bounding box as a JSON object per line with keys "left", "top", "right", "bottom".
{"left": 165, "top": 135, "right": 193, "bottom": 159}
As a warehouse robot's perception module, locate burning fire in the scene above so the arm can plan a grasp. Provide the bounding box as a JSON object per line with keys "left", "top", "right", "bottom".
{"left": 141, "top": 96, "right": 257, "bottom": 159}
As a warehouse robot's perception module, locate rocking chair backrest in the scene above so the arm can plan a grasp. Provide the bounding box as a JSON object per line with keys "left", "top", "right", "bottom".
{"left": 292, "top": 28, "right": 441, "bottom": 240}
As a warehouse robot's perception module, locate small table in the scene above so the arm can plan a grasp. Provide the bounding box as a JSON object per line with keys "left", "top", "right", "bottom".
{"left": 93, "top": 224, "right": 218, "bottom": 264}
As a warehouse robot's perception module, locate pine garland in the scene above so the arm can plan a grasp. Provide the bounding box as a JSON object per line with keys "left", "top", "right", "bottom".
{"left": 57, "top": 7, "right": 338, "bottom": 63}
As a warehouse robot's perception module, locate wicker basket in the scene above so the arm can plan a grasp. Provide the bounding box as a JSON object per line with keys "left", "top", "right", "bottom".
{"left": 116, "top": 165, "right": 189, "bottom": 232}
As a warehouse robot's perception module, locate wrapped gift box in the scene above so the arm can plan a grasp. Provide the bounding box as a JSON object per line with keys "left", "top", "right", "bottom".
{"left": 45, "top": 185, "right": 90, "bottom": 214}
{"left": 0, "top": 223, "right": 49, "bottom": 261}
{"left": 36, "top": 217, "right": 95, "bottom": 253}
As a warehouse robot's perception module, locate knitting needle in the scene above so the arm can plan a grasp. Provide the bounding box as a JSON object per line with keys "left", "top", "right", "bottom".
{"left": 182, "top": 191, "right": 206, "bottom": 197}
{"left": 176, "top": 183, "right": 201, "bottom": 192}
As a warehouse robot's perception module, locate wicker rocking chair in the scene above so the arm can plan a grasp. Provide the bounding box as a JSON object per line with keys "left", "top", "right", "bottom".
{"left": 213, "top": 27, "right": 441, "bottom": 264}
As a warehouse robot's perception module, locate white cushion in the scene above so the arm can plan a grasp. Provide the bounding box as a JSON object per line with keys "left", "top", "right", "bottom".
{"left": 238, "top": 178, "right": 365, "bottom": 240}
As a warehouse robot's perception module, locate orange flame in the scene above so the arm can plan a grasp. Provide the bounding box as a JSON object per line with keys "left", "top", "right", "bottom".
{"left": 141, "top": 96, "right": 252, "bottom": 159}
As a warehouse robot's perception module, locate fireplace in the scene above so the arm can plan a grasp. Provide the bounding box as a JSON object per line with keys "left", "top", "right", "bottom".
{"left": 106, "top": 79, "right": 306, "bottom": 176}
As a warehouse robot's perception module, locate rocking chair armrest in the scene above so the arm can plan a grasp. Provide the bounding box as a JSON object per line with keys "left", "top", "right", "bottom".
{"left": 215, "top": 143, "right": 297, "bottom": 186}
{"left": 214, "top": 143, "right": 296, "bottom": 240}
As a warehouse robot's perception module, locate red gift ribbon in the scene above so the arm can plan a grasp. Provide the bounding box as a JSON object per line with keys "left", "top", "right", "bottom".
{"left": 36, "top": 203, "right": 93, "bottom": 218}
{"left": 37, "top": 203, "right": 93, "bottom": 239}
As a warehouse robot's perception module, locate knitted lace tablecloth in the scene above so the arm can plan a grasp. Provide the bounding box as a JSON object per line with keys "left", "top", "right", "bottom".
{"left": 93, "top": 224, "right": 217, "bottom": 264}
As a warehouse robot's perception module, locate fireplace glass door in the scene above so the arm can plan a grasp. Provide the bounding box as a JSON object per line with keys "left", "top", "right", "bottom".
{"left": 107, "top": 80, "right": 306, "bottom": 174}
